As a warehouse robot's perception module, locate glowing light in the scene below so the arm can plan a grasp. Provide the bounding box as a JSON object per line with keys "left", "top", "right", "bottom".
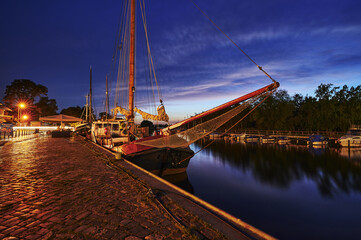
{"left": 19, "top": 103, "right": 26, "bottom": 108}
{"left": 22, "top": 115, "right": 29, "bottom": 120}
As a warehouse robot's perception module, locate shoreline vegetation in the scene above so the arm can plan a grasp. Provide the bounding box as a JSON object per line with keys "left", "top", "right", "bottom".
{"left": 2, "top": 80, "right": 361, "bottom": 133}
{"left": 219, "top": 83, "right": 361, "bottom": 133}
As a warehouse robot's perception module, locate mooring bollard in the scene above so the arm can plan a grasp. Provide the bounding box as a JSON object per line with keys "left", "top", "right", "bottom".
{"left": 114, "top": 152, "right": 122, "bottom": 160}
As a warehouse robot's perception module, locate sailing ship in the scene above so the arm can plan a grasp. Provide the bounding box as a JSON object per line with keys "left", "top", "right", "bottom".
{"left": 90, "top": 0, "right": 280, "bottom": 175}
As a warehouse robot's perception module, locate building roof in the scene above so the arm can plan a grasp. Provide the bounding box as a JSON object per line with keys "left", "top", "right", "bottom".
{"left": 0, "top": 102, "right": 12, "bottom": 112}
{"left": 39, "top": 114, "right": 83, "bottom": 123}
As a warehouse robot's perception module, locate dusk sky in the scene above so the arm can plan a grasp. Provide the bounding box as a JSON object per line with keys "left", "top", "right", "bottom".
{"left": 1, "top": 0, "right": 361, "bottom": 122}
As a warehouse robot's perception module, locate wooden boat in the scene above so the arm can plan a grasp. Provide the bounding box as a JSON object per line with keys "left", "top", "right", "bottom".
{"left": 89, "top": 0, "right": 279, "bottom": 175}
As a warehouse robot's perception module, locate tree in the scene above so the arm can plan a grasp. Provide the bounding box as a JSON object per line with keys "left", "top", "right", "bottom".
{"left": 36, "top": 97, "right": 58, "bottom": 117}
{"left": 60, "top": 106, "right": 83, "bottom": 118}
{"left": 229, "top": 83, "right": 361, "bottom": 132}
{"left": 3, "top": 79, "right": 49, "bottom": 121}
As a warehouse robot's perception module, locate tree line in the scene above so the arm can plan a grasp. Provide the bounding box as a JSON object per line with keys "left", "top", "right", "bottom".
{"left": 1, "top": 79, "right": 85, "bottom": 122}
{"left": 2, "top": 79, "right": 361, "bottom": 132}
{"left": 235, "top": 83, "right": 361, "bottom": 132}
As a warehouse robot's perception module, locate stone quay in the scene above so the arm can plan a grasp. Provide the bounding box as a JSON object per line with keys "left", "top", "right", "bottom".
{"left": 0, "top": 135, "right": 266, "bottom": 240}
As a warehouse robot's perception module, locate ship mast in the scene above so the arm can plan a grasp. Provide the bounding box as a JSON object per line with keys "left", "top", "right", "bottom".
{"left": 128, "top": 0, "right": 135, "bottom": 123}
{"left": 105, "top": 74, "right": 109, "bottom": 119}
{"left": 89, "top": 66, "right": 93, "bottom": 123}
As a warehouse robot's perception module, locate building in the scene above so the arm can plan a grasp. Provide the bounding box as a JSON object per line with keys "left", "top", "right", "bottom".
{"left": 0, "top": 102, "right": 13, "bottom": 123}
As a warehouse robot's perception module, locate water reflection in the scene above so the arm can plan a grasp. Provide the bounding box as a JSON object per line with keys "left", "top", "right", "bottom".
{"left": 162, "top": 171, "right": 194, "bottom": 194}
{"left": 192, "top": 140, "right": 361, "bottom": 198}
{"left": 335, "top": 147, "right": 361, "bottom": 162}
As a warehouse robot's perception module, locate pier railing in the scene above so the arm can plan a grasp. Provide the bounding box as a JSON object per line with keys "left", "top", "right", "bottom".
{"left": 232, "top": 130, "right": 345, "bottom": 139}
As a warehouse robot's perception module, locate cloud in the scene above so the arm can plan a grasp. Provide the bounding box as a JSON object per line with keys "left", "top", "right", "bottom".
{"left": 326, "top": 54, "right": 361, "bottom": 67}
{"left": 311, "top": 25, "right": 361, "bottom": 35}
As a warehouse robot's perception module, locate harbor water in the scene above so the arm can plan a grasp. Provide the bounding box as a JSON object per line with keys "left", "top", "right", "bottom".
{"left": 166, "top": 139, "right": 361, "bottom": 240}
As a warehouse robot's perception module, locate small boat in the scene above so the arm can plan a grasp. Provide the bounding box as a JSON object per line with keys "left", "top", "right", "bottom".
{"left": 337, "top": 125, "right": 361, "bottom": 147}
{"left": 74, "top": 122, "right": 90, "bottom": 136}
{"left": 307, "top": 134, "right": 328, "bottom": 146}
{"left": 245, "top": 135, "right": 259, "bottom": 143}
{"left": 277, "top": 136, "right": 290, "bottom": 145}
{"left": 229, "top": 133, "right": 247, "bottom": 141}
{"left": 261, "top": 135, "right": 275, "bottom": 144}
{"left": 209, "top": 132, "right": 223, "bottom": 140}
{"left": 91, "top": 120, "right": 128, "bottom": 148}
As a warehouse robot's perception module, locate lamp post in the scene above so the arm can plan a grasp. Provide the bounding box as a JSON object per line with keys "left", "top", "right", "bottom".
{"left": 18, "top": 103, "right": 26, "bottom": 125}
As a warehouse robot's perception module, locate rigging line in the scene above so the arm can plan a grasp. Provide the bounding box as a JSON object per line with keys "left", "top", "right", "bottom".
{"left": 117, "top": 0, "right": 126, "bottom": 108}
{"left": 178, "top": 89, "right": 275, "bottom": 165}
{"left": 189, "top": 0, "right": 277, "bottom": 84}
{"left": 140, "top": 0, "right": 157, "bottom": 112}
{"left": 112, "top": 0, "right": 128, "bottom": 107}
{"left": 114, "top": 1, "right": 126, "bottom": 107}
{"left": 139, "top": 0, "right": 164, "bottom": 103}
{"left": 140, "top": 23, "right": 153, "bottom": 112}
{"left": 115, "top": 14, "right": 127, "bottom": 108}
{"left": 110, "top": 1, "right": 127, "bottom": 81}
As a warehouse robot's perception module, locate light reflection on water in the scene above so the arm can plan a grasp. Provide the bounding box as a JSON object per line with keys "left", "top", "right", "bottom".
{"left": 168, "top": 140, "right": 361, "bottom": 240}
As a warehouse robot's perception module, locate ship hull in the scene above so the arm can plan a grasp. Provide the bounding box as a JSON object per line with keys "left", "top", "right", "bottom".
{"left": 338, "top": 139, "right": 361, "bottom": 147}
{"left": 122, "top": 146, "right": 194, "bottom": 176}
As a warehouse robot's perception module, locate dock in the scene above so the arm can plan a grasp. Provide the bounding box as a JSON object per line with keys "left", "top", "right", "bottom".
{"left": 0, "top": 135, "right": 274, "bottom": 240}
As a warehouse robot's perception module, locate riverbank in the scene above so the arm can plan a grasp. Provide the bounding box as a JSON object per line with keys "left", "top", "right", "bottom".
{"left": 0, "top": 135, "right": 271, "bottom": 239}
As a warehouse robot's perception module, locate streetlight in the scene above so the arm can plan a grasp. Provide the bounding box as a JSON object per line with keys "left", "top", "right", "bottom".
{"left": 18, "top": 102, "right": 26, "bottom": 125}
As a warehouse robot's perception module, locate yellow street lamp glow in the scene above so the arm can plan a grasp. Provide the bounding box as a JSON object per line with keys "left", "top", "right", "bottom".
{"left": 22, "top": 115, "right": 29, "bottom": 120}
{"left": 19, "top": 103, "right": 26, "bottom": 108}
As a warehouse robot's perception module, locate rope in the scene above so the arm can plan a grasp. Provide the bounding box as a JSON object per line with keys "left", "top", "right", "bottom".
{"left": 139, "top": 0, "right": 164, "bottom": 103}
{"left": 178, "top": 89, "right": 275, "bottom": 164}
{"left": 113, "top": 0, "right": 128, "bottom": 109}
{"left": 140, "top": 0, "right": 156, "bottom": 109}
{"left": 189, "top": 0, "right": 277, "bottom": 84}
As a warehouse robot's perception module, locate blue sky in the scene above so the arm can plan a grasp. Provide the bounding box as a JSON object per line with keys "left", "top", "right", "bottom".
{"left": 1, "top": 0, "right": 361, "bottom": 122}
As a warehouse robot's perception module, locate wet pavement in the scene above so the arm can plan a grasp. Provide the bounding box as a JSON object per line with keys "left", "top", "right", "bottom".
{"left": 0, "top": 135, "right": 230, "bottom": 239}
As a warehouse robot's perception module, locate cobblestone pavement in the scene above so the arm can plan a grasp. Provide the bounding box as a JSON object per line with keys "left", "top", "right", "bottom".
{"left": 0, "top": 136, "right": 227, "bottom": 239}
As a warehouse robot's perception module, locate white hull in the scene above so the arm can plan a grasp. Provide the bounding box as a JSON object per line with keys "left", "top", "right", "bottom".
{"left": 338, "top": 126, "right": 361, "bottom": 147}
{"left": 338, "top": 139, "right": 361, "bottom": 147}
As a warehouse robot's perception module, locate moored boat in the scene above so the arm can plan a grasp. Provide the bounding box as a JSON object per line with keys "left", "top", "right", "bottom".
{"left": 277, "top": 136, "right": 291, "bottom": 145}
{"left": 261, "top": 135, "right": 275, "bottom": 144}
{"left": 209, "top": 132, "right": 223, "bottom": 140}
{"left": 307, "top": 134, "right": 328, "bottom": 146}
{"left": 245, "top": 135, "right": 259, "bottom": 143}
{"left": 337, "top": 125, "right": 361, "bottom": 147}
